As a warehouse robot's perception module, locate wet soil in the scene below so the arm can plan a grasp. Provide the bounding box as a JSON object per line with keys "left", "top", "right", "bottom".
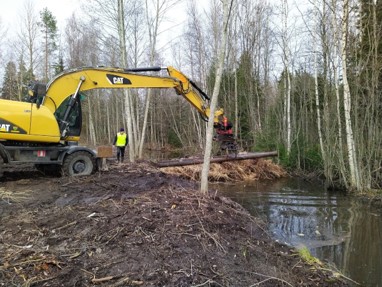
{"left": 0, "top": 162, "right": 351, "bottom": 286}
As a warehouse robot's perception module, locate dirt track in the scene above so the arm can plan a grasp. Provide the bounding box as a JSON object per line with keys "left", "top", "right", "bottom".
{"left": 0, "top": 161, "right": 350, "bottom": 286}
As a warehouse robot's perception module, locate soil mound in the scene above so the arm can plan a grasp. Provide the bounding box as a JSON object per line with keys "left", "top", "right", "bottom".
{"left": 0, "top": 161, "right": 349, "bottom": 286}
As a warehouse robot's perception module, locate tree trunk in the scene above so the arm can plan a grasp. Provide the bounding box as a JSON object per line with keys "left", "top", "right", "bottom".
{"left": 138, "top": 0, "right": 166, "bottom": 158}
{"left": 156, "top": 151, "right": 278, "bottom": 167}
{"left": 314, "top": 50, "right": 325, "bottom": 164}
{"left": 200, "top": 0, "right": 232, "bottom": 194}
{"left": 341, "top": 0, "right": 359, "bottom": 190}
{"left": 118, "top": 0, "right": 135, "bottom": 162}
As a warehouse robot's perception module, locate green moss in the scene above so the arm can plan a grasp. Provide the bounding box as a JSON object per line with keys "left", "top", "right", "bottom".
{"left": 298, "top": 246, "right": 322, "bottom": 265}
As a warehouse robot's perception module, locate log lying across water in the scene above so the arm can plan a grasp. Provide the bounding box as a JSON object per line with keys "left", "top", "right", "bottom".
{"left": 155, "top": 151, "right": 278, "bottom": 168}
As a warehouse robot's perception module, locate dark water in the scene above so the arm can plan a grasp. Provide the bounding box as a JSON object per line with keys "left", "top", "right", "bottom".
{"left": 214, "top": 178, "right": 382, "bottom": 287}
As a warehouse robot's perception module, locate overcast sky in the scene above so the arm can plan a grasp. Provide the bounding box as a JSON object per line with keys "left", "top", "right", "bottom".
{"left": 0, "top": 0, "right": 189, "bottom": 54}
{"left": 0, "top": 0, "right": 81, "bottom": 28}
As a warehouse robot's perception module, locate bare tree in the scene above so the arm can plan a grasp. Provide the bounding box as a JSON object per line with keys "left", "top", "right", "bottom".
{"left": 200, "top": 0, "right": 233, "bottom": 194}
{"left": 117, "top": 0, "right": 136, "bottom": 162}
{"left": 17, "top": 0, "right": 40, "bottom": 78}
{"left": 0, "top": 17, "right": 6, "bottom": 65}
{"left": 138, "top": 0, "right": 178, "bottom": 158}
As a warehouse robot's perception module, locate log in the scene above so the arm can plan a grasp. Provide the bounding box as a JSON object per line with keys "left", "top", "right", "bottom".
{"left": 154, "top": 151, "right": 278, "bottom": 168}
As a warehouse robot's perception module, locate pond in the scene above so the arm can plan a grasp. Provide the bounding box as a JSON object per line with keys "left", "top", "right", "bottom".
{"left": 214, "top": 178, "right": 382, "bottom": 287}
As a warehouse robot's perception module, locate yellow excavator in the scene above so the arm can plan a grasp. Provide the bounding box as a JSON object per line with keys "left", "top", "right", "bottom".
{"left": 0, "top": 66, "right": 237, "bottom": 176}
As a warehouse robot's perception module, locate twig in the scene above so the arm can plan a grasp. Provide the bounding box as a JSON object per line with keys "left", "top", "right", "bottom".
{"left": 248, "top": 272, "right": 294, "bottom": 287}
{"left": 174, "top": 269, "right": 191, "bottom": 277}
{"left": 192, "top": 279, "right": 214, "bottom": 287}
{"left": 55, "top": 220, "right": 77, "bottom": 231}
{"left": 81, "top": 268, "right": 95, "bottom": 278}
{"left": 249, "top": 276, "right": 294, "bottom": 287}
{"left": 110, "top": 277, "right": 132, "bottom": 287}
{"left": 319, "top": 268, "right": 361, "bottom": 285}
{"left": 25, "top": 275, "right": 57, "bottom": 286}
{"left": 189, "top": 204, "right": 226, "bottom": 253}
{"left": 291, "top": 259, "right": 302, "bottom": 270}
{"left": 12, "top": 257, "right": 45, "bottom": 267}
{"left": 105, "top": 227, "right": 124, "bottom": 245}
{"left": 6, "top": 243, "right": 33, "bottom": 249}
{"left": 91, "top": 276, "right": 114, "bottom": 283}
{"left": 198, "top": 220, "right": 226, "bottom": 253}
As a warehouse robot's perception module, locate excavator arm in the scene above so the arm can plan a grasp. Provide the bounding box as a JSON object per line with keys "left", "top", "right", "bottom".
{"left": 42, "top": 66, "right": 224, "bottom": 139}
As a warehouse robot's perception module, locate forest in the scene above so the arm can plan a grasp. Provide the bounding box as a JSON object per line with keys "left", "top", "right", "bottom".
{"left": 0, "top": 0, "right": 381, "bottom": 193}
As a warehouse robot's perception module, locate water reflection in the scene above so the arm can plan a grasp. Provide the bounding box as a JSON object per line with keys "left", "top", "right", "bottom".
{"left": 214, "top": 178, "right": 382, "bottom": 287}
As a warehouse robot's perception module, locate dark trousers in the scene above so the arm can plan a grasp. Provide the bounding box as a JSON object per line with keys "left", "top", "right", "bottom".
{"left": 116, "top": 146, "right": 126, "bottom": 162}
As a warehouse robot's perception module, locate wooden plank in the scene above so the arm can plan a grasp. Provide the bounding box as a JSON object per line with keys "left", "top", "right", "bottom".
{"left": 97, "top": 145, "right": 113, "bottom": 158}
{"left": 155, "top": 151, "right": 278, "bottom": 168}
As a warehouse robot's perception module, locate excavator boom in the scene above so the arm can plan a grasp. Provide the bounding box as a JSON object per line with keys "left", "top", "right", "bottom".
{"left": 44, "top": 66, "right": 221, "bottom": 125}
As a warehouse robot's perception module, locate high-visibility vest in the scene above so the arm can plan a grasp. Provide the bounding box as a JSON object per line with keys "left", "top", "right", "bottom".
{"left": 116, "top": 132, "right": 127, "bottom": 147}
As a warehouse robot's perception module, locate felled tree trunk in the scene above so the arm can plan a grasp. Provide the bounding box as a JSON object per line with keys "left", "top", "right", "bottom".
{"left": 155, "top": 151, "right": 278, "bottom": 168}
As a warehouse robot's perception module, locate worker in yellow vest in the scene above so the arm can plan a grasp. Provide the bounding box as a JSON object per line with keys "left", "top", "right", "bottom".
{"left": 113, "top": 128, "right": 128, "bottom": 163}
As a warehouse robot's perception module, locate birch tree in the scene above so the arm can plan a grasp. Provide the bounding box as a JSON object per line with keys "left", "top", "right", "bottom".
{"left": 328, "top": 0, "right": 347, "bottom": 185}
{"left": 311, "top": 0, "right": 330, "bottom": 181}
{"left": 182, "top": 0, "right": 209, "bottom": 149}
{"left": 117, "top": 0, "right": 136, "bottom": 162}
{"left": 340, "top": 0, "right": 360, "bottom": 190}
{"left": 200, "top": 0, "right": 233, "bottom": 194}
{"left": 281, "top": 0, "right": 292, "bottom": 156}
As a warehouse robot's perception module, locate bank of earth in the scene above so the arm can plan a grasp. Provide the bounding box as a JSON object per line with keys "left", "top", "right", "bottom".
{"left": 0, "top": 160, "right": 351, "bottom": 286}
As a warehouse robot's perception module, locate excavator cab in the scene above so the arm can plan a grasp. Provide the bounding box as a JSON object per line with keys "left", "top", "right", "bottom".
{"left": 26, "top": 82, "right": 46, "bottom": 107}
{"left": 54, "top": 95, "right": 83, "bottom": 138}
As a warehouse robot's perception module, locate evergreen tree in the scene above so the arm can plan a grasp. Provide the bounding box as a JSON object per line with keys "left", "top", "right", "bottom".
{"left": 1, "top": 61, "right": 18, "bottom": 100}
{"left": 17, "top": 57, "right": 34, "bottom": 100}
{"left": 53, "top": 54, "right": 65, "bottom": 75}
{"left": 39, "top": 8, "right": 58, "bottom": 81}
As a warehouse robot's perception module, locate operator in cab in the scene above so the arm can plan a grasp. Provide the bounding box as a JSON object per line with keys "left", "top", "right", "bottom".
{"left": 214, "top": 115, "right": 233, "bottom": 138}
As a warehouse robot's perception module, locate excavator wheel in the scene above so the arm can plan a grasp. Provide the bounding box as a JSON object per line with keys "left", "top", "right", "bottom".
{"left": 62, "top": 151, "right": 95, "bottom": 176}
{"left": 0, "top": 156, "right": 3, "bottom": 178}
{"left": 35, "top": 164, "right": 61, "bottom": 176}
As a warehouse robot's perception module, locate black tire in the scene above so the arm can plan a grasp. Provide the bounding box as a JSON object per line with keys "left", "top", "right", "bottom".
{"left": 0, "top": 156, "right": 4, "bottom": 178}
{"left": 62, "top": 151, "right": 95, "bottom": 176}
{"left": 35, "top": 164, "right": 61, "bottom": 176}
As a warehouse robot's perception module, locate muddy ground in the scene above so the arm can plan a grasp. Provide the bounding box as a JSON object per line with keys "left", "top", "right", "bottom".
{"left": 0, "top": 161, "right": 351, "bottom": 287}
